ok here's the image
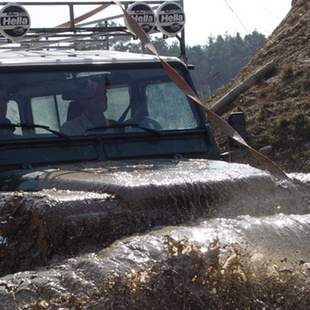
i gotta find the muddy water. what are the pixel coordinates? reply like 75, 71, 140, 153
0, 160, 310, 309
1, 214, 310, 309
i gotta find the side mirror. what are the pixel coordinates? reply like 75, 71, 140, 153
228, 112, 247, 148
228, 112, 247, 139
222, 112, 247, 162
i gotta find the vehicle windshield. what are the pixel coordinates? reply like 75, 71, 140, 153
0, 65, 202, 140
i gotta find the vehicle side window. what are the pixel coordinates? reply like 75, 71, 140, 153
105, 87, 130, 121
31, 96, 60, 133
146, 82, 199, 130
6, 100, 22, 135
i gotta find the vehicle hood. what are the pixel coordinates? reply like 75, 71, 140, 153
3, 159, 265, 196
1, 159, 309, 216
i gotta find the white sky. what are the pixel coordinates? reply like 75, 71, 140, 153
6, 0, 292, 46
184, 0, 292, 45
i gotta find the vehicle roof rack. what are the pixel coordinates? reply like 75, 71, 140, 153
0, 1, 187, 62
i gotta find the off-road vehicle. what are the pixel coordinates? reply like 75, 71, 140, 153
1, 4, 310, 308
0, 1, 228, 276
0, 1, 219, 191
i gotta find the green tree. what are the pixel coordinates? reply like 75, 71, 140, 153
78, 27, 265, 99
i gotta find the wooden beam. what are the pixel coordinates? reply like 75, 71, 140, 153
210, 61, 276, 116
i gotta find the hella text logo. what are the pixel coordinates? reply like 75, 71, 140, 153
158, 12, 184, 25
0, 14, 30, 27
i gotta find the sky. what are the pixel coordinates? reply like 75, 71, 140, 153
183, 0, 292, 45
2, 0, 292, 46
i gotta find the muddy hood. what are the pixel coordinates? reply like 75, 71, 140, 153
33, 159, 309, 215
37, 159, 271, 199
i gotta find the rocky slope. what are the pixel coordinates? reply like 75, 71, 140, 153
210, 0, 310, 172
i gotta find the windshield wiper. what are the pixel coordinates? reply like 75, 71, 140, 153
86, 122, 162, 136
0, 123, 71, 140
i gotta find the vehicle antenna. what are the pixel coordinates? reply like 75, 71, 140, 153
223, 0, 249, 33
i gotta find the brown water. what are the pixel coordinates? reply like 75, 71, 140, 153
0, 160, 309, 309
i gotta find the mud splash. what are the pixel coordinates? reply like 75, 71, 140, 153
1, 160, 309, 276
1, 214, 310, 309
0, 160, 310, 309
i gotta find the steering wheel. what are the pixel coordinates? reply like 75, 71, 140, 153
138, 117, 162, 130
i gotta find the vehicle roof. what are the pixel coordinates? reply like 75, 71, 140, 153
0, 49, 181, 67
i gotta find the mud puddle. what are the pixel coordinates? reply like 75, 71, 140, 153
1, 213, 310, 309
0, 160, 309, 309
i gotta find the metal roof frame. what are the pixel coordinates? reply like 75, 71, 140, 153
0, 1, 187, 61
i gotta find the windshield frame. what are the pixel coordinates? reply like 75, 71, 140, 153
0, 61, 207, 144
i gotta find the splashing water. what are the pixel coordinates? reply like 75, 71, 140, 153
0, 160, 309, 309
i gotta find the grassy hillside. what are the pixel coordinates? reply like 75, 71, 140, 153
209, 0, 310, 172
